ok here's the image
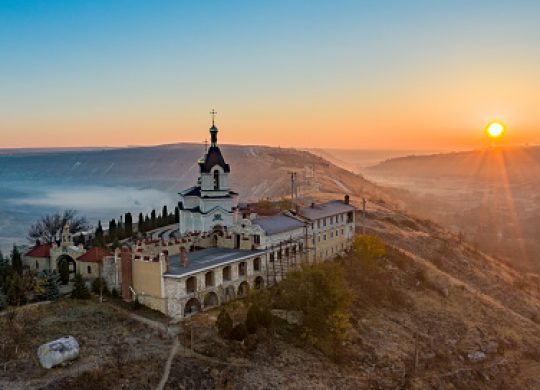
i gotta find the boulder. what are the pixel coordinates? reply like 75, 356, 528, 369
467, 351, 485, 363
38, 336, 80, 369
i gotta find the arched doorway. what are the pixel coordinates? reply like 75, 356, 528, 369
237, 281, 250, 298
212, 225, 224, 247
56, 255, 76, 282
254, 276, 264, 291
204, 292, 219, 307
222, 285, 235, 303
184, 298, 201, 317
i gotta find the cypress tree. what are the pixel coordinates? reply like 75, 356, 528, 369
162, 205, 168, 225
6, 272, 26, 306
125, 212, 133, 237
145, 215, 150, 232
71, 273, 90, 299
108, 219, 117, 242
138, 213, 144, 234
93, 221, 105, 248
11, 246, 23, 276
150, 209, 156, 230
58, 258, 70, 285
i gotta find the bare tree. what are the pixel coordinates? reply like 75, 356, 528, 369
28, 209, 90, 245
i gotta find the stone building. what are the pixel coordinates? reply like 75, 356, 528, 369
120, 118, 357, 318
23, 116, 357, 319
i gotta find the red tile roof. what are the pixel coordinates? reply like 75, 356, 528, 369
25, 244, 51, 258
77, 247, 112, 263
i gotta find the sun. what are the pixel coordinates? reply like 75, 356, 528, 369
485, 121, 506, 138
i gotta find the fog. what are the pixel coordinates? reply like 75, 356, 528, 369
0, 182, 177, 255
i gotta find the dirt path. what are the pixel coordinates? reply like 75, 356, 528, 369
156, 336, 179, 390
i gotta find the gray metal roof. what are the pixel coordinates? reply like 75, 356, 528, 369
251, 214, 306, 235
298, 200, 357, 220
164, 247, 265, 278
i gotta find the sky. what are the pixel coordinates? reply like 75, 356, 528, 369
1, 1, 540, 150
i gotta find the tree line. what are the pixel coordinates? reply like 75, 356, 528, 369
28, 205, 181, 250
92, 205, 180, 248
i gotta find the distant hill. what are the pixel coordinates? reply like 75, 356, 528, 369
0, 143, 383, 201
367, 146, 540, 183
0, 143, 388, 253
364, 146, 540, 272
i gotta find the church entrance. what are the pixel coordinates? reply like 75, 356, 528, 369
212, 225, 224, 247
56, 255, 76, 281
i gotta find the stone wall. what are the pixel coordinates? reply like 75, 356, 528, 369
101, 256, 119, 291
138, 294, 168, 315
163, 253, 267, 318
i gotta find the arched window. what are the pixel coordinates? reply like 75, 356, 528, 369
186, 276, 197, 293
223, 266, 231, 281
205, 271, 214, 287
214, 170, 220, 190
239, 261, 247, 276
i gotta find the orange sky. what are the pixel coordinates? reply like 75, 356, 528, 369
1, 1, 540, 151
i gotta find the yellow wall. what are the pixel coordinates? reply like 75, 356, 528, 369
78, 261, 101, 279
132, 260, 163, 298
309, 223, 349, 263
25, 256, 50, 272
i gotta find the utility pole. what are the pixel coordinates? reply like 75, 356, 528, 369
294, 172, 299, 206
362, 198, 366, 235
289, 172, 295, 210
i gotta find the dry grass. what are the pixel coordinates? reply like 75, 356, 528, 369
0, 298, 171, 389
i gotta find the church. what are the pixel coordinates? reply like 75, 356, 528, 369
178, 114, 238, 237
23, 114, 357, 318
119, 115, 358, 317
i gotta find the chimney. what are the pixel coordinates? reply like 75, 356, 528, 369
180, 246, 189, 267
295, 204, 300, 215
344, 195, 350, 205
162, 250, 170, 273
311, 203, 315, 208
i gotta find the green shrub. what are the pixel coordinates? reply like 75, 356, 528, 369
59, 259, 70, 285
71, 273, 91, 299
216, 309, 233, 338
276, 262, 351, 339
92, 277, 109, 295
230, 323, 248, 341
259, 308, 273, 328
246, 304, 261, 334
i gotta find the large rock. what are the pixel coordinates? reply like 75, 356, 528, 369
38, 336, 80, 369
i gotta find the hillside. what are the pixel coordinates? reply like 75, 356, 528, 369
0, 143, 389, 253
364, 146, 540, 273
164, 201, 540, 389
5, 201, 540, 389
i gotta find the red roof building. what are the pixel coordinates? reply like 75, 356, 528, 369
24, 244, 51, 258
77, 247, 113, 263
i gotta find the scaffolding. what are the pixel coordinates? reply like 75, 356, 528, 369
263, 228, 315, 287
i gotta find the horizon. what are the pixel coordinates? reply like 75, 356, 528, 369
2, 1, 540, 149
